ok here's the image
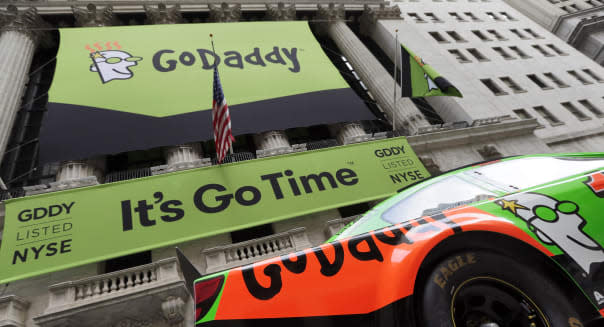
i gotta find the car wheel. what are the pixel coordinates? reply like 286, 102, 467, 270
419, 250, 585, 327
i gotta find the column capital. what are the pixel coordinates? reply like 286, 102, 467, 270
72, 4, 115, 27
265, 3, 296, 21
360, 4, 401, 35
208, 3, 241, 23
315, 3, 345, 23
0, 6, 50, 46
144, 3, 182, 25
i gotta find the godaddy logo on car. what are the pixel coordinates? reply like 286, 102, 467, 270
87, 42, 143, 84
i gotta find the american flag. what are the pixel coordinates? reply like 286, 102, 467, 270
212, 65, 234, 163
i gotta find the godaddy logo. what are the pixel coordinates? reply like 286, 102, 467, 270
87, 42, 143, 84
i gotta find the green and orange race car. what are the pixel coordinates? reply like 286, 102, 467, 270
180, 153, 604, 327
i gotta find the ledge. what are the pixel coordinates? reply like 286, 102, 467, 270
408, 118, 540, 152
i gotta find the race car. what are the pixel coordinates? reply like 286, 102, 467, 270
182, 153, 604, 327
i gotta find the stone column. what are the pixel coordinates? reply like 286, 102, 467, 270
252, 3, 296, 153
315, 4, 428, 135
328, 122, 369, 145
144, 4, 203, 168
54, 4, 117, 184
0, 6, 47, 166
360, 4, 472, 124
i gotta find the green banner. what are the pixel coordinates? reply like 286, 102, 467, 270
41, 21, 375, 164
400, 44, 462, 98
50, 21, 348, 117
0, 137, 429, 283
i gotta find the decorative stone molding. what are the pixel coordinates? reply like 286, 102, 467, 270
57, 158, 105, 182
208, 3, 241, 22
161, 296, 185, 327
113, 319, 151, 327
0, 295, 30, 327
0, 6, 49, 46
144, 3, 182, 25
265, 2, 296, 21
476, 144, 502, 161
150, 159, 212, 176
202, 227, 311, 274
164, 143, 203, 166
72, 4, 115, 27
418, 155, 441, 175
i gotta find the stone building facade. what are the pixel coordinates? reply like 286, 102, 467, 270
504, 0, 604, 65
0, 0, 602, 326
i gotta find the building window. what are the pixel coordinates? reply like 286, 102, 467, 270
527, 74, 552, 89
429, 31, 449, 43
534, 106, 562, 125
464, 12, 482, 21
449, 49, 472, 63
579, 99, 604, 117
408, 13, 426, 23
568, 70, 593, 84
425, 13, 443, 22
543, 72, 569, 87
467, 48, 489, 61
583, 69, 603, 82
500, 12, 516, 20
447, 31, 467, 42
104, 251, 152, 273
487, 29, 507, 40
472, 30, 492, 41
513, 108, 533, 119
481, 78, 508, 95
486, 12, 502, 21
532, 44, 554, 56
524, 28, 542, 38
562, 102, 591, 120
510, 29, 529, 39
509, 46, 531, 58
449, 12, 466, 21
493, 46, 515, 59
546, 44, 567, 55
500, 76, 526, 93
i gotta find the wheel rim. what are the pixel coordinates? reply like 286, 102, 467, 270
450, 276, 550, 327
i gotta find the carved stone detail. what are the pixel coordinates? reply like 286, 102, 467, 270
316, 3, 345, 23
360, 4, 402, 36
265, 2, 296, 21
144, 3, 182, 25
161, 296, 185, 327
0, 6, 49, 45
113, 319, 151, 327
72, 4, 115, 27
208, 3, 241, 23
477, 144, 503, 161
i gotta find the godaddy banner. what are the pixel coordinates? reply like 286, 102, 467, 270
0, 137, 428, 284
41, 22, 374, 163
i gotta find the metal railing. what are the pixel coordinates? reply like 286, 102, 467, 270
104, 167, 152, 183
211, 151, 255, 165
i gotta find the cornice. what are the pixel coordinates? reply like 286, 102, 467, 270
0, 2, 384, 16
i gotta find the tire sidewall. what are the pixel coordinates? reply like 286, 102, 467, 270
419, 250, 584, 327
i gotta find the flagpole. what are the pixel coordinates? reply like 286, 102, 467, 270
393, 29, 398, 132
209, 34, 234, 161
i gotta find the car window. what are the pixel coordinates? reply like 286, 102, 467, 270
470, 157, 604, 190
381, 176, 493, 224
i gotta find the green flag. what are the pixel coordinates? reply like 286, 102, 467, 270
400, 44, 462, 98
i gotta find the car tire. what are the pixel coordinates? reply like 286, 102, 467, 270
418, 250, 586, 327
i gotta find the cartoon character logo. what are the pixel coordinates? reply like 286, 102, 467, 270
413, 55, 438, 92
496, 193, 604, 275
89, 48, 142, 84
